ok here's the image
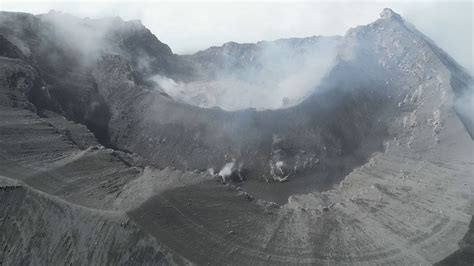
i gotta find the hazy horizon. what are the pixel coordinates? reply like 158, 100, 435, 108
1, 1, 472, 74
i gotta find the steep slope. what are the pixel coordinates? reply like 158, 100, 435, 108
0, 176, 188, 265
0, 46, 196, 264
0, 10, 194, 144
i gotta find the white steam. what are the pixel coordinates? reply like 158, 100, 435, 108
38, 10, 119, 66
150, 37, 340, 111
218, 161, 234, 178
218, 161, 235, 182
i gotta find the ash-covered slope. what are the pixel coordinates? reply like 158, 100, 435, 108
0, 52, 199, 264
0, 8, 473, 265
0, 176, 187, 265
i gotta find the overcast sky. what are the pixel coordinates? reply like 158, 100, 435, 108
1, 0, 472, 74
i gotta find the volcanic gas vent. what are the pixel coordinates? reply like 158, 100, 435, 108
151, 36, 341, 111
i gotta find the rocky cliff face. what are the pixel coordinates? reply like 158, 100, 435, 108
0, 8, 473, 265
0, 10, 194, 144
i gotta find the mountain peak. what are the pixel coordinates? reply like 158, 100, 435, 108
380, 8, 402, 21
